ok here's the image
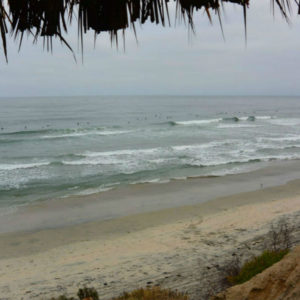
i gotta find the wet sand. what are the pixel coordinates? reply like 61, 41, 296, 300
1, 159, 300, 234
0, 169, 300, 299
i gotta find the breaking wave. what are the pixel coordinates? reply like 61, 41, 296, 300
0, 162, 50, 171
0, 127, 132, 140
164, 116, 274, 127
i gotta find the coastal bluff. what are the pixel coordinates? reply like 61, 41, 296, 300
212, 245, 300, 300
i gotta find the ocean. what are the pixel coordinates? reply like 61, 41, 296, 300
1, 96, 300, 214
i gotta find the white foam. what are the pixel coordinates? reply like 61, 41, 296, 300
175, 119, 221, 126
0, 162, 49, 171
218, 124, 259, 129
42, 130, 131, 139
255, 116, 273, 120
239, 117, 248, 121
259, 136, 300, 142
62, 157, 124, 166
75, 186, 115, 196
172, 141, 226, 151
66, 143, 232, 170
268, 118, 300, 126
82, 147, 162, 158
130, 178, 169, 185
174, 116, 273, 127
183, 154, 300, 168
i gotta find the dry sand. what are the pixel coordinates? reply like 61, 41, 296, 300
0, 179, 300, 300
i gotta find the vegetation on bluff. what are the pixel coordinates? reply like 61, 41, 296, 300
50, 287, 188, 300
226, 249, 289, 285
49, 219, 295, 300
224, 218, 293, 286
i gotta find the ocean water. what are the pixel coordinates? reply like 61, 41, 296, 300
1, 96, 300, 212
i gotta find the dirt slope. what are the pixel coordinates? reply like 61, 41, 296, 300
212, 245, 300, 300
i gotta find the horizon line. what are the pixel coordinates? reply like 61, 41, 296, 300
1, 94, 300, 99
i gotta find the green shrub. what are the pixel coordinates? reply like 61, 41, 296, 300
50, 287, 98, 300
50, 287, 187, 300
50, 296, 75, 300
77, 287, 99, 300
112, 287, 189, 300
227, 249, 289, 285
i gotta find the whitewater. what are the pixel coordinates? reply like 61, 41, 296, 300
1, 95, 300, 210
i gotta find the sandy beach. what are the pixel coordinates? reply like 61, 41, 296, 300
1, 167, 300, 299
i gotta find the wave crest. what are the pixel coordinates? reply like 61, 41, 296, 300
0, 162, 49, 171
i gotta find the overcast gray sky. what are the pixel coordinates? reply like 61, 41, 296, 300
0, 1, 300, 97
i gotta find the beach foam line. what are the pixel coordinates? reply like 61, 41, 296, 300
130, 178, 170, 185
72, 185, 119, 196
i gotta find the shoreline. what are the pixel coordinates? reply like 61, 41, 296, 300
0, 177, 300, 299
1, 176, 300, 259
1, 159, 300, 234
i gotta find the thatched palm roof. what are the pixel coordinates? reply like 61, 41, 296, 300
0, 0, 298, 61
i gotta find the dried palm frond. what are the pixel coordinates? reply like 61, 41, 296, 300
0, 0, 299, 61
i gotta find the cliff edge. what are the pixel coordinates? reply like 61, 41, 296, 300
212, 245, 300, 300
